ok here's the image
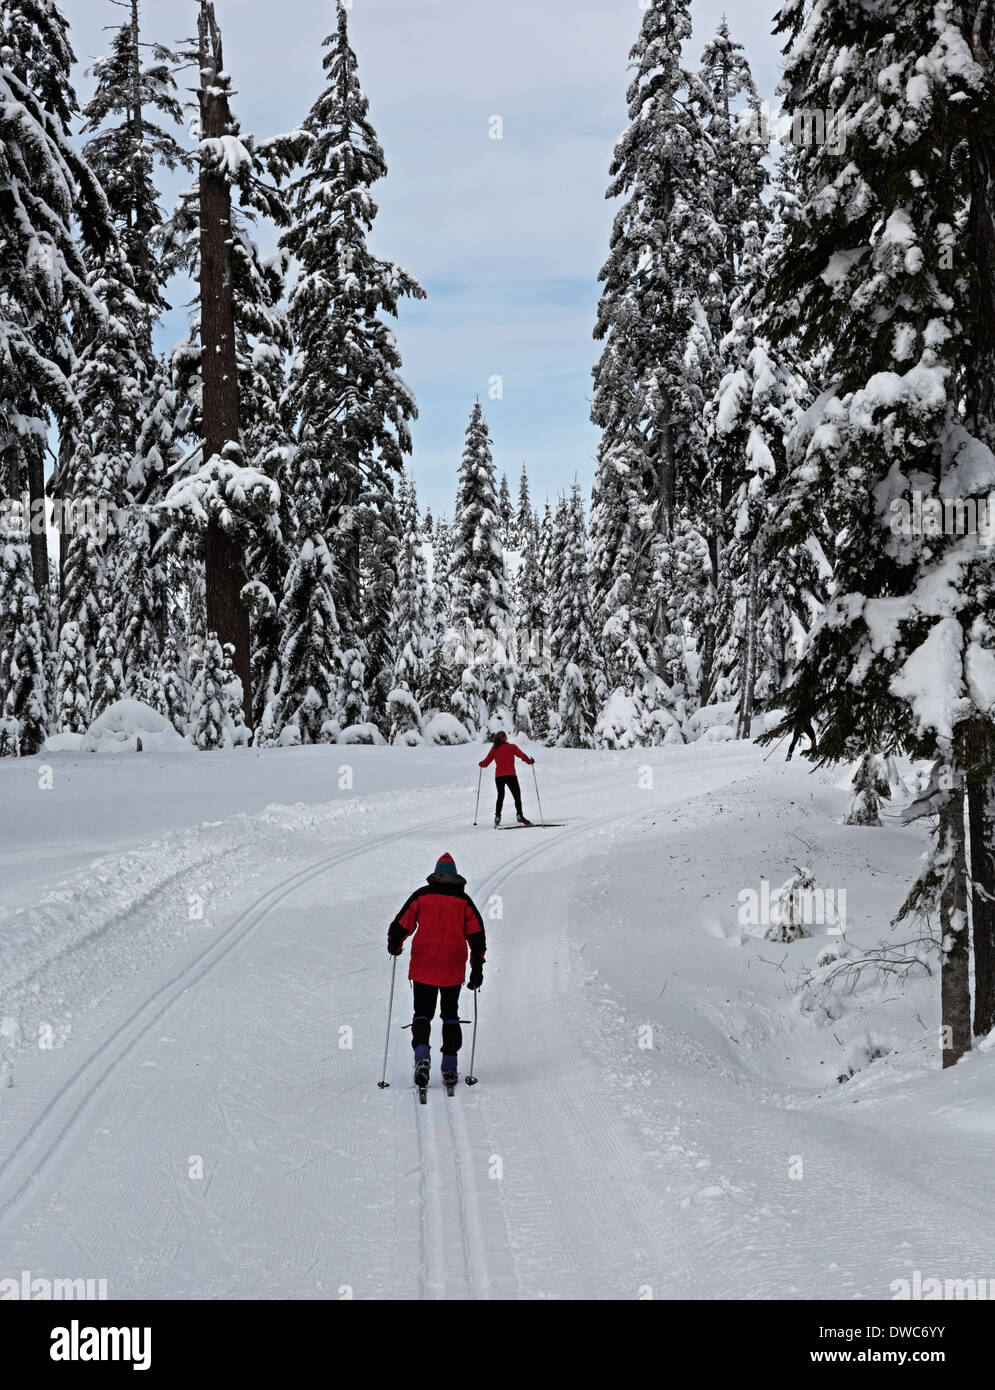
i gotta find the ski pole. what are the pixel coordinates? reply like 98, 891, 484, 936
473, 767, 482, 826
377, 956, 397, 1089
465, 989, 479, 1086
531, 761, 546, 826
763, 731, 790, 763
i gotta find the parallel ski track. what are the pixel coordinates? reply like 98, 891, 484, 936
0, 812, 455, 1233
417, 770, 754, 1300
413, 804, 660, 1300
2, 757, 757, 1297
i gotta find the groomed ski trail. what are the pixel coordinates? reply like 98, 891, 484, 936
0, 747, 764, 1299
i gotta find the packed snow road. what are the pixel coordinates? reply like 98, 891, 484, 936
1, 744, 993, 1298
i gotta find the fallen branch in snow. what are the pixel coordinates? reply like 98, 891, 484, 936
816, 939, 936, 994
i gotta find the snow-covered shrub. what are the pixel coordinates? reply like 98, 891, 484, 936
845, 752, 890, 826
338, 723, 386, 746
685, 701, 738, 742
0, 715, 21, 758
596, 689, 643, 749
46, 699, 191, 755
836, 1033, 898, 1084
387, 687, 423, 744
189, 637, 234, 751
423, 712, 471, 746
765, 865, 818, 942
795, 981, 845, 1025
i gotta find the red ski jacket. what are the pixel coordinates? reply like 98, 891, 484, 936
387, 873, 486, 987
479, 742, 533, 778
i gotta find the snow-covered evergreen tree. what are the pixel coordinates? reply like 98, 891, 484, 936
449, 404, 515, 732
766, 866, 817, 944
694, 19, 770, 706
90, 574, 125, 720
188, 633, 236, 750
55, 621, 91, 735
281, 0, 425, 728
708, 187, 825, 738
116, 508, 162, 698
498, 472, 514, 548
766, 0, 995, 1064
516, 465, 534, 547
157, 635, 189, 736
389, 476, 432, 734
514, 509, 552, 740
590, 0, 722, 728
552, 485, 603, 748
80, 2, 190, 358
0, 513, 48, 755
270, 458, 344, 745
0, 0, 116, 722
845, 753, 891, 828
424, 515, 455, 718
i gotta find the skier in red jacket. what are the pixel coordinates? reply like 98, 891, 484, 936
479, 730, 535, 827
387, 853, 486, 1089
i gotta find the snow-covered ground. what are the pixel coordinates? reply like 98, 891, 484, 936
1, 741, 992, 1299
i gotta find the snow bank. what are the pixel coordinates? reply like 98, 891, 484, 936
46, 700, 192, 755
423, 713, 472, 746
337, 723, 386, 746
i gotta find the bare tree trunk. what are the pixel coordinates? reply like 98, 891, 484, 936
27, 443, 49, 597
967, 1, 995, 446
940, 763, 972, 1067
736, 548, 758, 740
198, 1, 252, 731
964, 6, 995, 1038
650, 420, 676, 680
965, 718, 995, 1037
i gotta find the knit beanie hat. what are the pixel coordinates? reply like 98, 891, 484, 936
434, 852, 458, 876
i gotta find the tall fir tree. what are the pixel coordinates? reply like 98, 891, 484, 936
0, 2, 115, 743
449, 404, 515, 732
269, 458, 344, 745
498, 472, 514, 547
80, 2, 190, 357
0, 506, 48, 755
765, 0, 995, 1064
552, 485, 603, 748
388, 474, 432, 741
282, 0, 425, 729
590, 0, 722, 734
516, 464, 534, 546
694, 18, 770, 705
424, 515, 455, 720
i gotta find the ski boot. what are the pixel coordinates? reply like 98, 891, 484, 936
494, 814, 501, 828
442, 1055, 458, 1095
517, 815, 533, 826
414, 1057, 430, 1091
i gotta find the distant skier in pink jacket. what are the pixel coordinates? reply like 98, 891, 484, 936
479, 731, 535, 827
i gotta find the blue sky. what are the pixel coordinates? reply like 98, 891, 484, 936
60, 0, 784, 519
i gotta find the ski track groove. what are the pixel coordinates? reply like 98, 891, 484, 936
412, 774, 756, 1301
3, 756, 760, 1298
0, 813, 455, 1234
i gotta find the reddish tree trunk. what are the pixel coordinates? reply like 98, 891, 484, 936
198, 3, 252, 731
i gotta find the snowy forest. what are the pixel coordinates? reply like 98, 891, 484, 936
6, 0, 995, 1321
3, 0, 995, 1071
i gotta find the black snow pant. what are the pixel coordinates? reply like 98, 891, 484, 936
495, 774, 524, 819
411, 982, 463, 1056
